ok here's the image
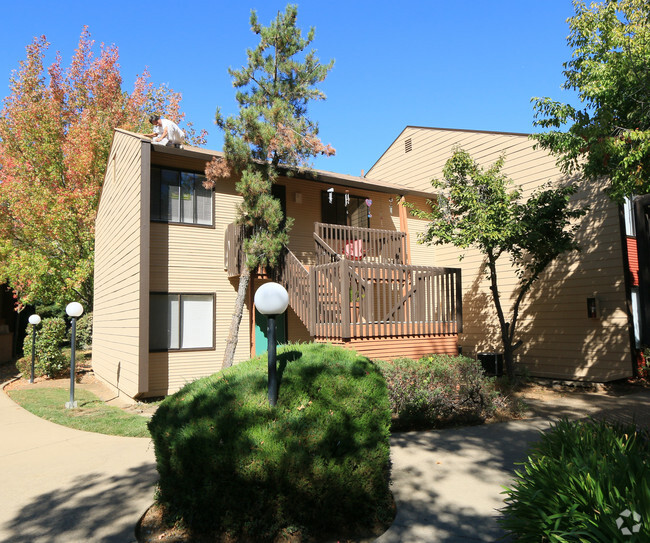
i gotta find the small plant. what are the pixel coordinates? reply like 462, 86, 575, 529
377, 354, 500, 430
638, 347, 650, 380
19, 317, 68, 378
500, 418, 650, 542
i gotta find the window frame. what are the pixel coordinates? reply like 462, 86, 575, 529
150, 166, 215, 227
149, 292, 216, 352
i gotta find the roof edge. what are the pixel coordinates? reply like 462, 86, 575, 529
366, 125, 532, 176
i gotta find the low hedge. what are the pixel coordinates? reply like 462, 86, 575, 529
500, 418, 650, 542
148, 343, 393, 541
377, 354, 500, 430
19, 317, 68, 378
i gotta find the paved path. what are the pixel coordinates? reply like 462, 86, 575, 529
1, 376, 649, 542
0, 388, 157, 543
378, 386, 650, 542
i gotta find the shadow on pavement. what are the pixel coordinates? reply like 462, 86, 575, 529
3, 462, 157, 543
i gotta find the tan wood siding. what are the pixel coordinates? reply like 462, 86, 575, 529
145, 172, 253, 397
324, 335, 458, 360
369, 127, 632, 382
93, 133, 149, 398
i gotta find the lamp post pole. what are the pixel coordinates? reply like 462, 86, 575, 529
28, 314, 41, 384
254, 282, 289, 407
267, 314, 278, 406
65, 302, 83, 409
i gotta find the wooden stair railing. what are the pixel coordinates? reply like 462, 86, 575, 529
279, 249, 313, 333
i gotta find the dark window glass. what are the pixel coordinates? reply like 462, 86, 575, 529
151, 167, 213, 225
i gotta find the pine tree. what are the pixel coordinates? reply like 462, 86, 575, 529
205, 5, 335, 367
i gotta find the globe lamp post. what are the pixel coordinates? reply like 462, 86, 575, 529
28, 314, 41, 384
254, 282, 289, 407
65, 302, 84, 409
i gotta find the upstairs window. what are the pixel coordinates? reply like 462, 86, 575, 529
151, 167, 213, 226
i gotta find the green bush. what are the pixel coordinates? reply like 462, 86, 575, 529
377, 354, 499, 430
19, 317, 68, 378
500, 418, 650, 542
148, 343, 393, 541
75, 312, 93, 350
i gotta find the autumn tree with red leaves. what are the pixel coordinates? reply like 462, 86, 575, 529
0, 28, 206, 310
205, 5, 335, 367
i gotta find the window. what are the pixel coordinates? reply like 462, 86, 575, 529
149, 293, 215, 351
321, 190, 370, 228
151, 167, 213, 225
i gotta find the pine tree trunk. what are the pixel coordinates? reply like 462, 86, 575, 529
222, 267, 251, 368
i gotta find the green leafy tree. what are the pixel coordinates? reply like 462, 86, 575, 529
532, 0, 650, 202
205, 5, 335, 368
0, 28, 206, 310
408, 149, 586, 381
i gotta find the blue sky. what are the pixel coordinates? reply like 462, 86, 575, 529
1, 0, 578, 176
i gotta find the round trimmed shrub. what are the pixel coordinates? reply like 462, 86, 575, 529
148, 343, 393, 541
20, 317, 68, 378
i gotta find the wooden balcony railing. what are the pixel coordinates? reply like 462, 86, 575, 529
225, 221, 462, 340
314, 222, 408, 266
311, 259, 462, 339
224, 223, 246, 276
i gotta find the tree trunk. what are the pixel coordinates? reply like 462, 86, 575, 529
503, 341, 515, 382
222, 267, 251, 368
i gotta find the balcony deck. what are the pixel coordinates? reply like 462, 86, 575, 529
225, 222, 462, 354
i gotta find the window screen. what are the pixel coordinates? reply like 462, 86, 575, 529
150, 293, 214, 351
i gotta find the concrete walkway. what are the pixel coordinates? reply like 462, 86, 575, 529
1, 377, 649, 542
0, 387, 157, 543
378, 386, 650, 542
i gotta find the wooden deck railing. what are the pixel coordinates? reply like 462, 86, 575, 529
311, 260, 462, 339
224, 223, 246, 276
279, 250, 311, 331
226, 221, 462, 340
314, 222, 408, 265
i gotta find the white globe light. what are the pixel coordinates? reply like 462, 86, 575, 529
254, 282, 289, 315
66, 302, 84, 318
28, 314, 41, 326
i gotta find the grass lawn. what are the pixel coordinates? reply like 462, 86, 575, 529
7, 387, 152, 437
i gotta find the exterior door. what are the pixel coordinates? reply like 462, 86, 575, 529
254, 309, 287, 356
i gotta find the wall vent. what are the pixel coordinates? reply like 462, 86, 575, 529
404, 138, 412, 153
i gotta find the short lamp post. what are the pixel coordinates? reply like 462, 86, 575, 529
65, 302, 84, 409
254, 282, 289, 407
28, 314, 41, 384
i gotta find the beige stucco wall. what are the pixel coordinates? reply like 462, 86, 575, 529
368, 126, 632, 381
93, 132, 150, 398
